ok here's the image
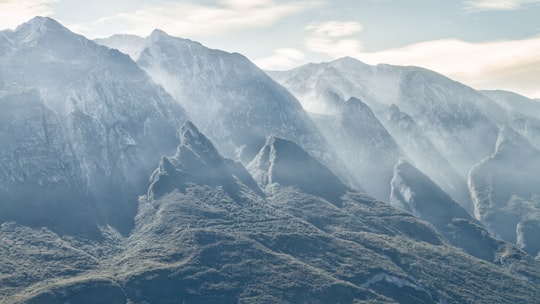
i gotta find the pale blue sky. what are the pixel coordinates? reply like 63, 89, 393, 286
1, 0, 539, 97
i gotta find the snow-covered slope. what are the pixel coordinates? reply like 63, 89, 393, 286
0, 17, 188, 233
98, 30, 357, 189
469, 126, 540, 256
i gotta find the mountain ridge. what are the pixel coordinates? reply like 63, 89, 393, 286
2, 17, 540, 303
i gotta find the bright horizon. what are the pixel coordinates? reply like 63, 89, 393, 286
1, 0, 539, 99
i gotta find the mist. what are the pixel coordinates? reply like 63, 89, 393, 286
3, 17, 540, 303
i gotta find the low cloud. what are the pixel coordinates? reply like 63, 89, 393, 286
359, 38, 540, 98
302, 20, 540, 98
303, 21, 364, 58
70, 0, 322, 38
0, 0, 57, 29
254, 48, 305, 70
462, 0, 540, 12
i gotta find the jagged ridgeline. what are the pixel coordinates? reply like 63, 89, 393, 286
1, 17, 540, 304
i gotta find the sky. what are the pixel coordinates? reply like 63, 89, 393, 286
0, 0, 539, 98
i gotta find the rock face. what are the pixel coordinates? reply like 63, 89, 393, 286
248, 136, 349, 206
4, 123, 540, 304
0, 17, 188, 234
469, 126, 540, 256
97, 30, 357, 188
0, 90, 92, 233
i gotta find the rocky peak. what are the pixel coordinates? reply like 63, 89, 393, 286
248, 136, 348, 205
149, 122, 263, 200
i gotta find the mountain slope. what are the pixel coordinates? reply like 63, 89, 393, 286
0, 17, 188, 234
482, 90, 540, 118
469, 126, 540, 256
310, 97, 400, 201
270, 57, 504, 200
390, 159, 527, 263
97, 31, 357, 189
0, 89, 92, 233
5, 123, 540, 303
248, 136, 540, 303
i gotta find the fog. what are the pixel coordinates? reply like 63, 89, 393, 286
272, 56, 540, 258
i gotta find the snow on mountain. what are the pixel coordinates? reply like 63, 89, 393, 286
101, 30, 358, 189
270, 57, 504, 181
0, 17, 188, 234
468, 126, 540, 256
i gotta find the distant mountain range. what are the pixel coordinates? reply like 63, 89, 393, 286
1, 17, 540, 303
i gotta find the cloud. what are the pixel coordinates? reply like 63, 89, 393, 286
70, 0, 322, 38
303, 21, 364, 57
462, 0, 540, 12
301, 19, 540, 98
253, 48, 305, 70
0, 0, 57, 29
357, 38, 540, 98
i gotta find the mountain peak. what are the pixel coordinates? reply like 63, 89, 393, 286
146, 29, 203, 49
15, 16, 68, 36
177, 121, 222, 164
333, 56, 366, 66
149, 28, 169, 39
149, 122, 263, 199
248, 136, 348, 205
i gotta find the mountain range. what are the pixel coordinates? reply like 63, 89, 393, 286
1, 17, 540, 303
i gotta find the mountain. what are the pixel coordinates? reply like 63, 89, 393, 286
5, 123, 540, 303
505, 111, 540, 150
382, 104, 473, 211
0, 89, 91, 233
97, 30, 357, 189
469, 126, 540, 257
482, 90, 540, 118
3, 17, 540, 303
0, 17, 188, 234
94, 34, 145, 60
482, 90, 540, 150
310, 97, 400, 201
248, 135, 349, 205
270, 57, 505, 203
390, 159, 528, 263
